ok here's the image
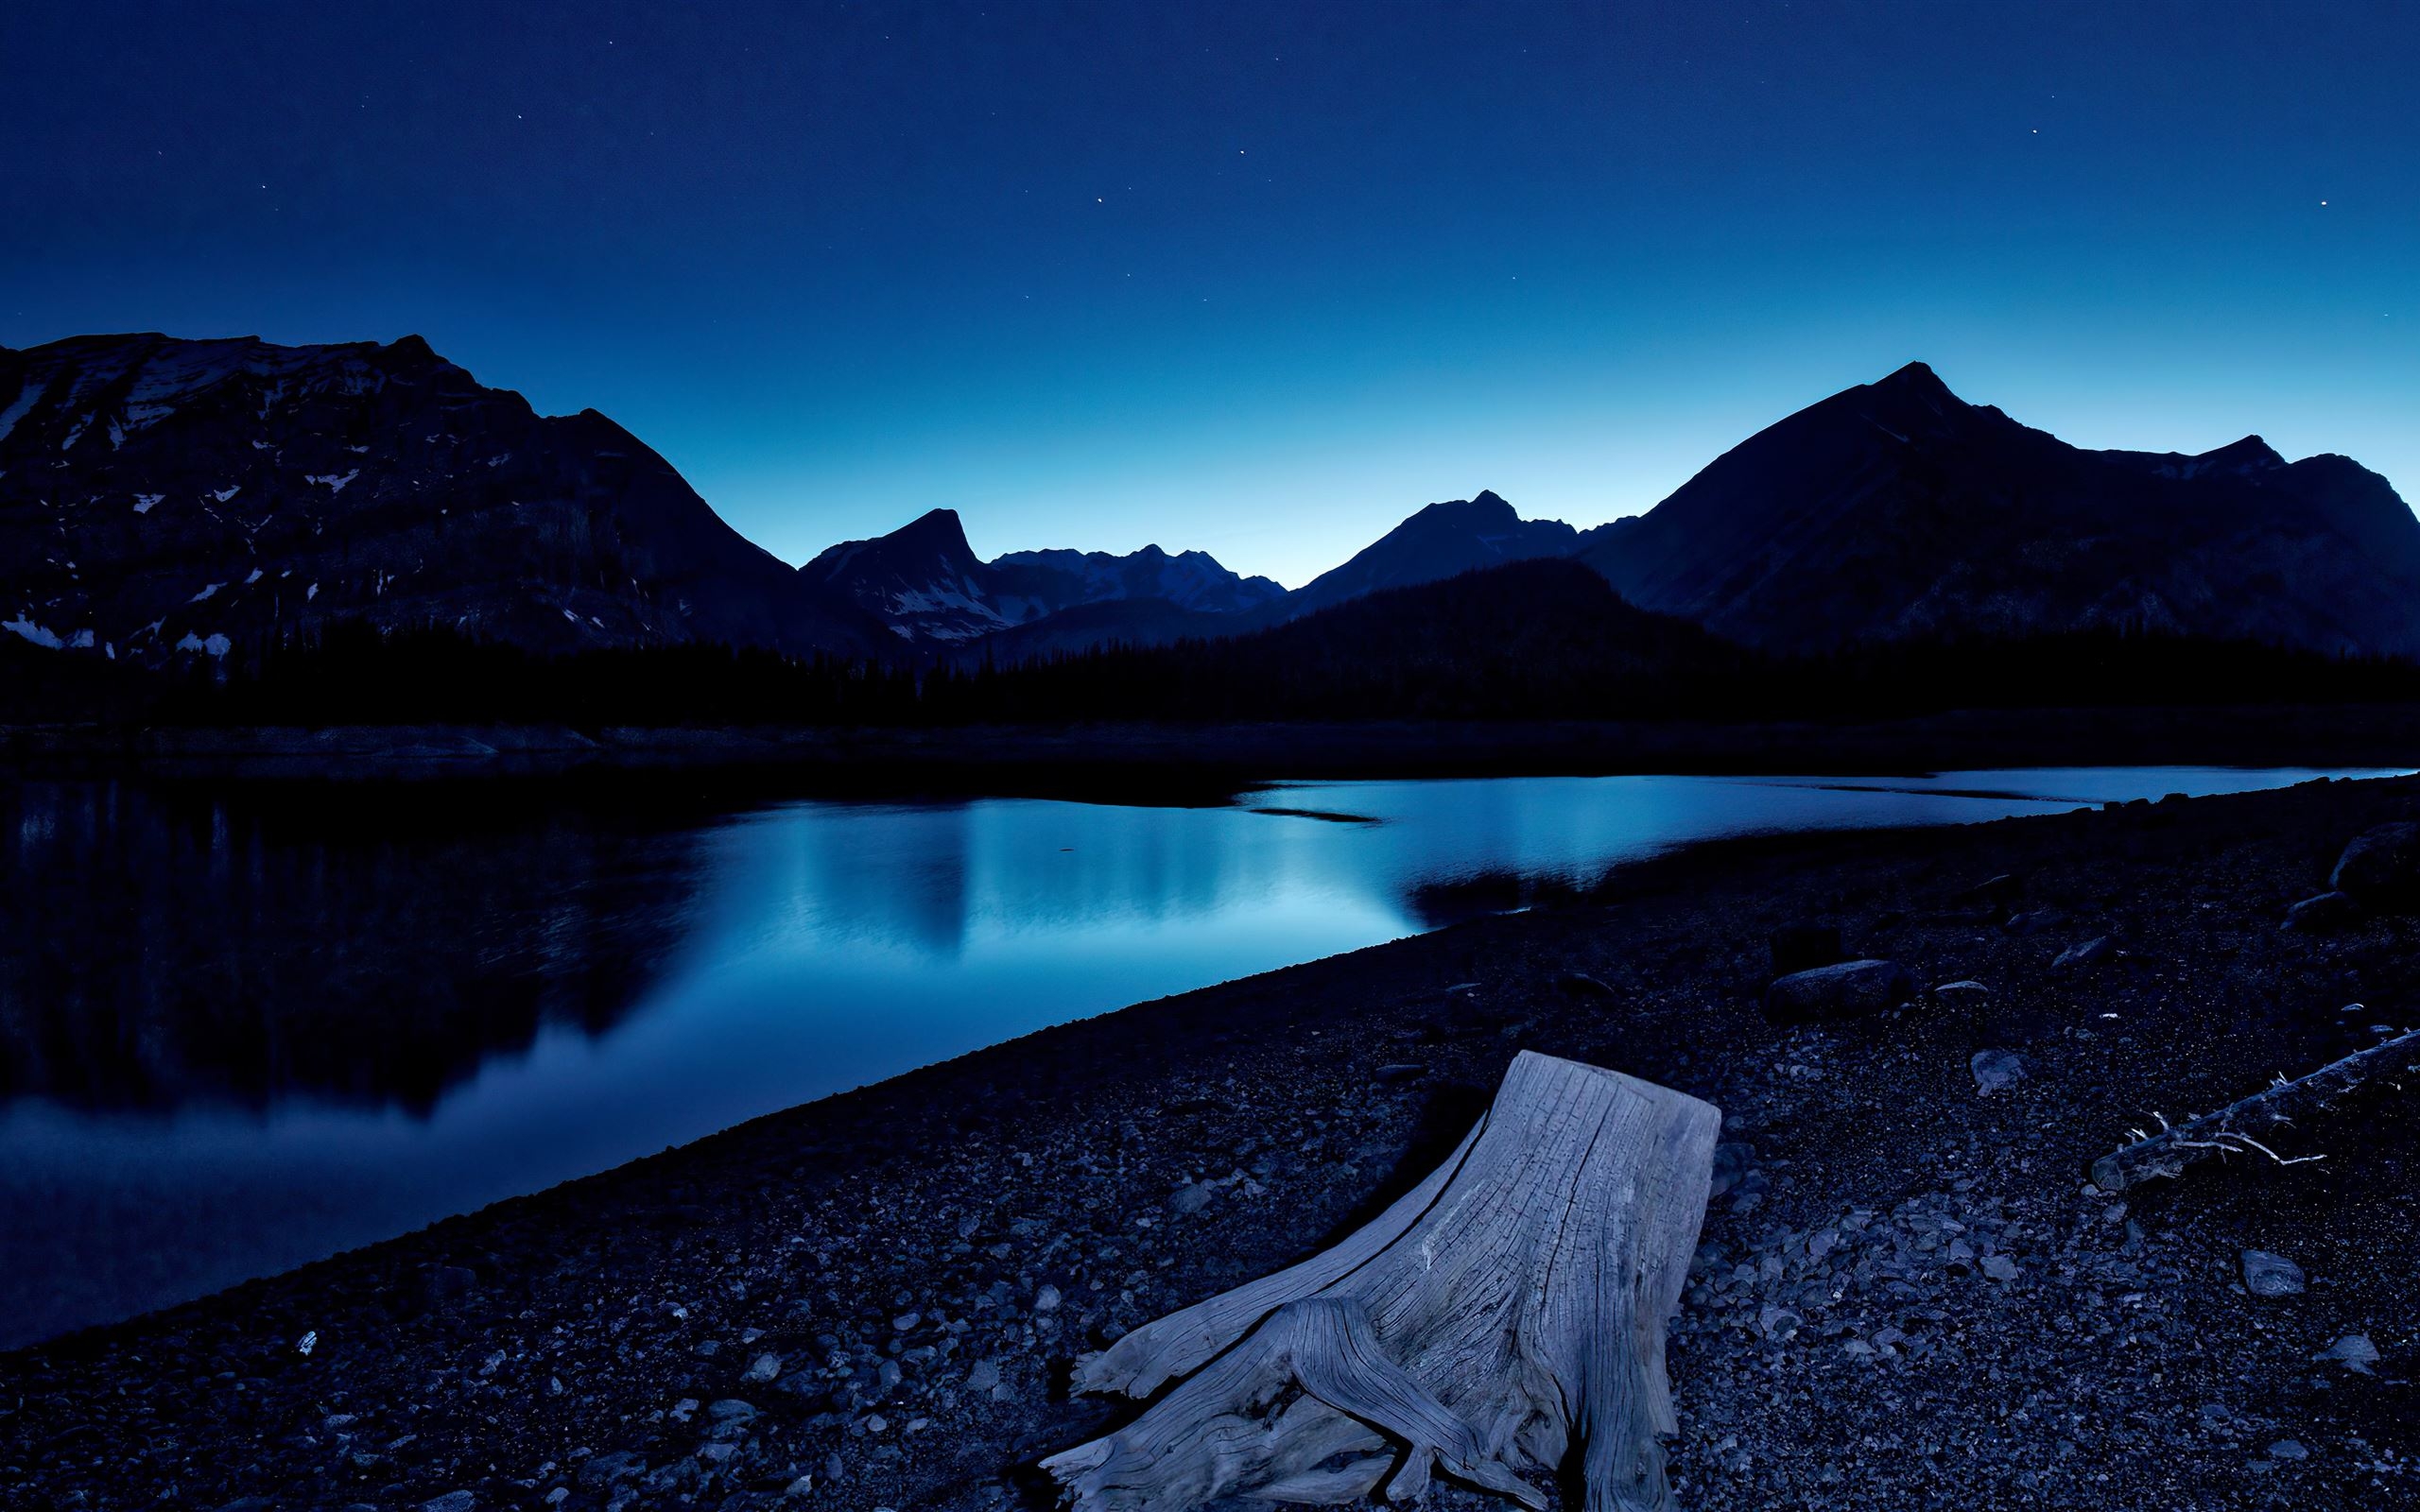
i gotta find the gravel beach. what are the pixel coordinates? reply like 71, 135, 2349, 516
4, 772, 2416, 1511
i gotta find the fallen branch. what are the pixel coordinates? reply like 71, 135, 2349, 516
1044, 1051, 1720, 1511
2090, 1025, 2420, 1193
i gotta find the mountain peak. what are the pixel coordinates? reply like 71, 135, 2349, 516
890, 507, 977, 557
1872, 360, 1958, 400
2206, 434, 2285, 470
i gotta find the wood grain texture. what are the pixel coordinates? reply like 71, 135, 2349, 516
1044, 1051, 1721, 1510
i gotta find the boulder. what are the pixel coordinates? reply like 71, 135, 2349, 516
2284, 890, 2360, 933
1769, 921, 1845, 979
2329, 822, 2420, 908
1762, 959, 1919, 1022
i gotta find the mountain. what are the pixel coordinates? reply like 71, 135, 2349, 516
992, 544, 1284, 615
804, 507, 1280, 644
958, 596, 1237, 664
0, 333, 881, 666
954, 558, 1749, 721
1577, 362, 2420, 655
1284, 490, 1582, 617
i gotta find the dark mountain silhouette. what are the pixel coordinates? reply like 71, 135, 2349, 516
804, 508, 1281, 645
951, 558, 1749, 721
992, 544, 1284, 615
960, 596, 1237, 663
8, 335, 2418, 686
1284, 490, 1582, 617
1576, 362, 2420, 654
0, 333, 885, 666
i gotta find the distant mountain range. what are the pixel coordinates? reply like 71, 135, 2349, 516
5, 334, 2416, 675
802, 507, 1282, 644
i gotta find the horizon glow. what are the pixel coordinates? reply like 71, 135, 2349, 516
3, 3, 2413, 588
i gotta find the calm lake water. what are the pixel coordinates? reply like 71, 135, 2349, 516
0, 765, 2396, 1347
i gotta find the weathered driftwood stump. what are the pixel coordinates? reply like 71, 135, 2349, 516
1044, 1051, 1721, 1511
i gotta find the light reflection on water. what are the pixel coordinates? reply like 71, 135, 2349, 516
0, 765, 2395, 1346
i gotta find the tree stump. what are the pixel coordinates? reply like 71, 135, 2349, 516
1044, 1051, 1721, 1511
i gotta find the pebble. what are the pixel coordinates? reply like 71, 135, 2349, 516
743, 1352, 782, 1383
1033, 1284, 1062, 1312
421, 1494, 477, 1512
2318, 1334, 2378, 1374
2267, 1439, 2309, 1461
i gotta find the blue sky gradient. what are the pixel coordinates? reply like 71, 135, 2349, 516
4, 2, 2412, 586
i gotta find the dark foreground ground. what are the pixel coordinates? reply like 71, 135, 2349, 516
5, 773, 2418, 1511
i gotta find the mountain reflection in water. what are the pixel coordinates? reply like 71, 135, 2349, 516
1, 765, 2399, 1347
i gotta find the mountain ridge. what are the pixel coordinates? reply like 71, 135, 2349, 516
7, 333, 2416, 675
1576, 361, 2420, 655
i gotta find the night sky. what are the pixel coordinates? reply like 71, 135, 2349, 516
4, 3, 2412, 586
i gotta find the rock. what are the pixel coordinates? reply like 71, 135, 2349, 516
1980, 1254, 2020, 1282
1956, 873, 2022, 910
1555, 971, 1615, 1000
2052, 936, 2118, 970
1033, 1283, 1062, 1312
422, 1493, 478, 1512
2003, 908, 2064, 936
1707, 1142, 1755, 1197
743, 1353, 782, 1383
1932, 979, 1991, 1002
2318, 1333, 2378, 1373
670, 1398, 701, 1423
1371, 1062, 1427, 1085
964, 1359, 1001, 1392
2268, 1439, 2309, 1461
1970, 1049, 2027, 1095
709, 1399, 758, 1422
2330, 821, 2420, 907
1762, 959, 1918, 1022
1769, 921, 1845, 978
1757, 1304, 1803, 1341
579, 1452, 649, 1490
424, 1264, 478, 1305
2238, 1249, 2306, 1297
2284, 891, 2360, 933
1167, 1182, 1213, 1216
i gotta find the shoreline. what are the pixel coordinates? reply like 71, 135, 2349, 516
6, 773, 2419, 1509
7, 703, 2420, 787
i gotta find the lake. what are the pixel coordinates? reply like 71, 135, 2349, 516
0, 765, 2395, 1347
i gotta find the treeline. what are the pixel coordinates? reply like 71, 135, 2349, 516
20, 558, 2420, 728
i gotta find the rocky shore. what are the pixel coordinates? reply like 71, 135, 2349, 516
4, 773, 2417, 1511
